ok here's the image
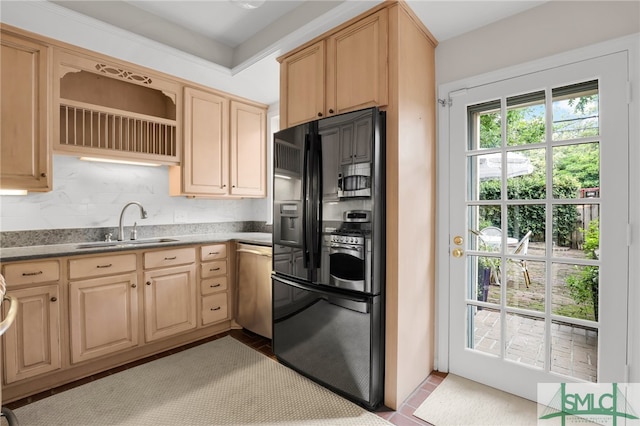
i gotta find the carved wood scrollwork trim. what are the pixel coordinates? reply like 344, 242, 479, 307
94, 63, 153, 85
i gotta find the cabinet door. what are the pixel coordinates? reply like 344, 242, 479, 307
0, 32, 51, 192
3, 285, 61, 383
352, 112, 373, 163
181, 87, 229, 195
279, 41, 325, 129
318, 124, 341, 200
143, 264, 196, 342
339, 122, 356, 165
69, 273, 138, 363
230, 101, 266, 197
273, 248, 292, 276
326, 10, 388, 115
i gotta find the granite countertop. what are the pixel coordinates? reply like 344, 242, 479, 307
0, 232, 272, 262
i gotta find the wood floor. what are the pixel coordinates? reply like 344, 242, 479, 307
5, 329, 444, 425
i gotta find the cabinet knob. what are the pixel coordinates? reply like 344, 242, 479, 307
146, 281, 151, 286
50, 296, 57, 302
328, 109, 334, 114
132, 283, 137, 288
317, 112, 323, 117
40, 172, 47, 178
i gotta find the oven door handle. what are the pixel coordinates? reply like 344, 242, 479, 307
330, 246, 364, 259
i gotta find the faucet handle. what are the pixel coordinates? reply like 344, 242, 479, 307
104, 233, 113, 242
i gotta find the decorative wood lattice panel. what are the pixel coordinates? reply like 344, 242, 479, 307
95, 63, 153, 85
60, 103, 177, 158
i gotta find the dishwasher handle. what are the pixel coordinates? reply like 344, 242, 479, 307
0, 295, 19, 336
237, 248, 272, 258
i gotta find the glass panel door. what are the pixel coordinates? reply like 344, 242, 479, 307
449, 52, 629, 400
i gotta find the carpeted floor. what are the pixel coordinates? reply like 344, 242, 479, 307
413, 374, 538, 426
10, 336, 390, 426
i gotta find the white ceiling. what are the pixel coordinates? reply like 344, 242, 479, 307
47, 0, 547, 105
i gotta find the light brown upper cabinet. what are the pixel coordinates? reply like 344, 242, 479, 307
170, 87, 267, 198
174, 87, 229, 196
0, 29, 52, 192
54, 49, 180, 165
279, 9, 388, 129
230, 101, 267, 197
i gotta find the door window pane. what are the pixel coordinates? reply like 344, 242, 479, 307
551, 263, 598, 322
505, 313, 545, 369
552, 81, 599, 141
506, 149, 545, 199
507, 204, 545, 256
469, 101, 501, 150
553, 142, 600, 200
506, 260, 545, 312
468, 306, 501, 357
468, 205, 502, 249
506, 91, 545, 146
468, 255, 502, 304
469, 154, 502, 200
551, 320, 598, 382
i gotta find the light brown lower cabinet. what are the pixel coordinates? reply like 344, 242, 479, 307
3, 284, 61, 383
143, 248, 197, 342
69, 272, 138, 364
68, 253, 138, 364
1, 260, 62, 384
199, 243, 230, 326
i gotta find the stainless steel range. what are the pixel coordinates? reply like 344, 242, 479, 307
329, 210, 372, 293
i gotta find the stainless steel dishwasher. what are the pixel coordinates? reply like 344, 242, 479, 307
236, 243, 273, 339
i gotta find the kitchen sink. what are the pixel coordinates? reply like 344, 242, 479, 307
76, 238, 179, 249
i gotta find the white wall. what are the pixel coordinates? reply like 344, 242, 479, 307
435, 1, 640, 86
0, 155, 270, 232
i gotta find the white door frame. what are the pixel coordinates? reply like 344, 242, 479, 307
436, 33, 640, 382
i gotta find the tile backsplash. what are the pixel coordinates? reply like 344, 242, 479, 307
0, 155, 271, 243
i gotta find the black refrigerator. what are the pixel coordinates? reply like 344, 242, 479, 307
272, 107, 385, 410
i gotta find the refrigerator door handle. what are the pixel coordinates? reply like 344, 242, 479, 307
302, 134, 311, 269
272, 274, 371, 304
312, 132, 323, 269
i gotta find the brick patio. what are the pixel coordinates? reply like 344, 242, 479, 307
473, 308, 598, 381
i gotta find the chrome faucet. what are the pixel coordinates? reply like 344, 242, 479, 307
118, 201, 148, 241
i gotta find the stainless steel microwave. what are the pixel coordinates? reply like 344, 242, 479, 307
338, 163, 371, 198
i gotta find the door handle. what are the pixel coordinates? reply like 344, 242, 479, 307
452, 248, 464, 258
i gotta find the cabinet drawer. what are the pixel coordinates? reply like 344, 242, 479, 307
69, 254, 136, 280
201, 276, 227, 296
2, 261, 60, 286
202, 293, 228, 325
200, 244, 227, 262
200, 260, 227, 278
144, 247, 195, 269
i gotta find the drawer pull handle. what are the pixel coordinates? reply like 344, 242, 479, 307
210, 306, 221, 311
164, 256, 177, 260
22, 271, 43, 276
96, 264, 112, 269
210, 284, 221, 288
209, 252, 219, 255
50, 297, 57, 302
210, 267, 221, 272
